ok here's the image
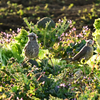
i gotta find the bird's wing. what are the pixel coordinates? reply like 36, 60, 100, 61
72, 46, 90, 61
24, 45, 27, 50
24, 41, 30, 50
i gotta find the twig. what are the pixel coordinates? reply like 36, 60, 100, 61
49, 57, 55, 74
27, 69, 34, 77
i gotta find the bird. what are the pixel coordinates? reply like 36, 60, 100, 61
62, 39, 93, 62
24, 33, 39, 59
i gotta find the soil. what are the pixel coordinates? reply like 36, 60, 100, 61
0, 0, 100, 35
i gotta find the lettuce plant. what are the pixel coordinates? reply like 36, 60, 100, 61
0, 29, 28, 65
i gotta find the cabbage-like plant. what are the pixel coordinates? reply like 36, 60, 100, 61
93, 18, 100, 53
0, 29, 28, 65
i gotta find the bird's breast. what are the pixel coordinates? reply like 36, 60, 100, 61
85, 46, 93, 60
24, 41, 39, 58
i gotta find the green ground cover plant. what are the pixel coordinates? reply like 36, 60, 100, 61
0, 17, 100, 100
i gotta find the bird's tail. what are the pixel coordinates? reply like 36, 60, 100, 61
61, 58, 72, 61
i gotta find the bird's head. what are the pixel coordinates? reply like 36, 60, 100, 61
27, 33, 37, 41
86, 39, 93, 46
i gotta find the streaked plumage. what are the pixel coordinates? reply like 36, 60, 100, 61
24, 33, 39, 59
72, 39, 93, 61
63, 39, 93, 62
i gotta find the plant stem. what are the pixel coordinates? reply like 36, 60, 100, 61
44, 31, 46, 48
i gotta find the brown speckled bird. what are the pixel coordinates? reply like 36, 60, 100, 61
63, 39, 93, 62
71, 39, 93, 61
24, 33, 39, 59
